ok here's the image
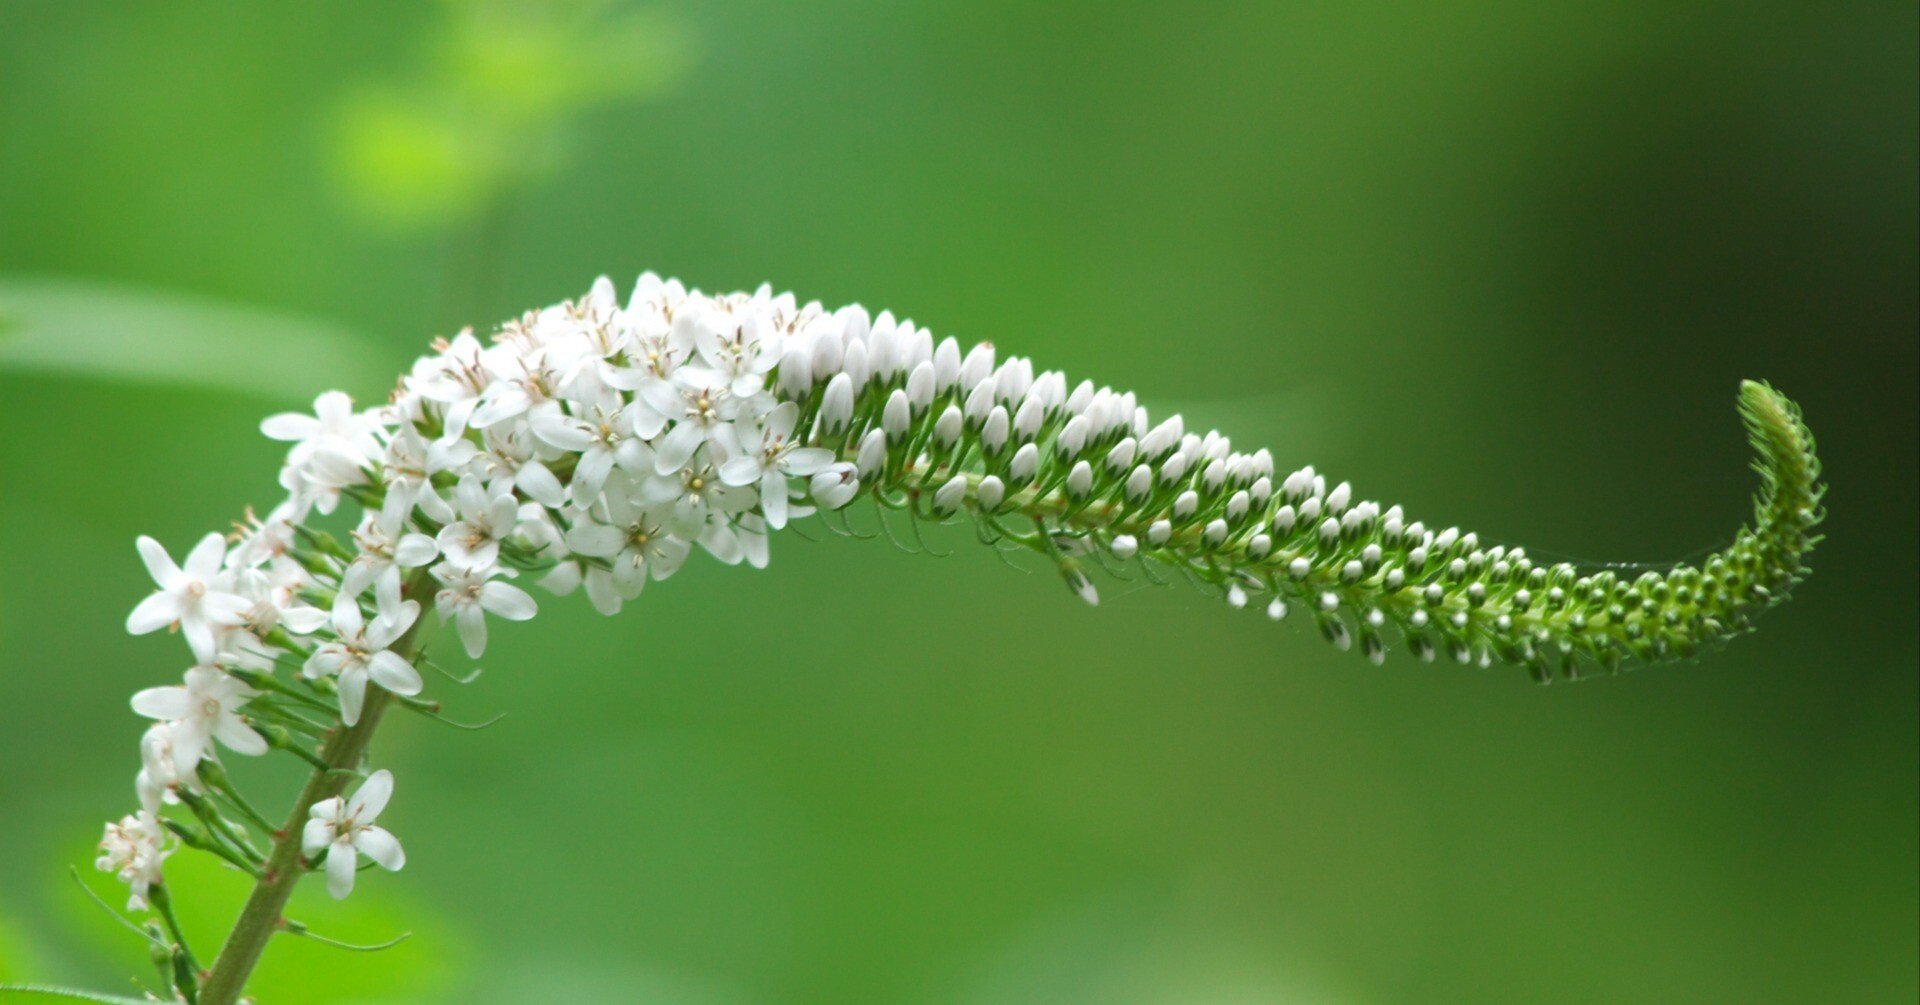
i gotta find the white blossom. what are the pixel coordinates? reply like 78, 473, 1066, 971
303, 769, 405, 899
302, 587, 423, 725
126, 534, 250, 663
130, 665, 266, 775
97, 811, 171, 911
432, 562, 537, 657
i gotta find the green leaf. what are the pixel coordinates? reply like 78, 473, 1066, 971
0, 276, 389, 401
0, 985, 157, 1004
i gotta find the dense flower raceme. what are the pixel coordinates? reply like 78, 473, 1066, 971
104, 274, 1823, 979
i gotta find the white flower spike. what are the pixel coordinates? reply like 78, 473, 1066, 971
104, 273, 1819, 1004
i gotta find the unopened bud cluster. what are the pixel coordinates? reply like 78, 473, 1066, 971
103, 274, 1823, 992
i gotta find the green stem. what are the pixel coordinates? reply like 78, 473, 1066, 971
196, 580, 431, 1005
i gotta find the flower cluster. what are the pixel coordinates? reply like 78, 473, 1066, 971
103, 273, 1821, 998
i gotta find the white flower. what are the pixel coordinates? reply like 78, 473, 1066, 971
130, 665, 266, 775
379, 422, 463, 525
303, 769, 405, 900
302, 587, 423, 726
135, 722, 195, 814
646, 367, 749, 474
263, 392, 380, 515
261, 390, 380, 460
468, 340, 564, 430
342, 510, 440, 599
564, 481, 692, 612
406, 328, 491, 438
687, 304, 783, 397
637, 457, 756, 542
474, 422, 568, 508
437, 475, 521, 570
97, 811, 171, 911
529, 392, 653, 504
126, 534, 252, 662
715, 401, 836, 529
432, 562, 537, 657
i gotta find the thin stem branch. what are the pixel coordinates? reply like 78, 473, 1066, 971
195, 575, 431, 1005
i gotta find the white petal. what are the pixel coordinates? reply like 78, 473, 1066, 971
481, 582, 537, 621
718, 456, 762, 487
565, 523, 625, 558
782, 447, 836, 477
260, 412, 320, 441
214, 715, 268, 756
368, 650, 422, 696
302, 818, 334, 857
130, 685, 190, 721
337, 670, 367, 726
135, 536, 181, 587
280, 606, 330, 635
394, 533, 440, 567
349, 769, 394, 821
324, 841, 357, 899
353, 826, 406, 871
653, 422, 703, 474
126, 592, 182, 634
516, 462, 566, 508
184, 532, 228, 580
456, 606, 488, 658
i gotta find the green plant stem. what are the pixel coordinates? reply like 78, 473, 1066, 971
197, 581, 430, 1005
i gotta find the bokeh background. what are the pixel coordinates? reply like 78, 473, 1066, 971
1, 2, 1914, 1002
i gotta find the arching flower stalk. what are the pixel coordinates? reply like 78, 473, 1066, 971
82, 274, 1819, 1004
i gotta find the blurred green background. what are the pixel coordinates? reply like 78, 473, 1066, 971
1, 1, 1914, 1002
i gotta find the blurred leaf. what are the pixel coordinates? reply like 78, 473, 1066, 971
329, 1, 694, 232
0, 276, 389, 402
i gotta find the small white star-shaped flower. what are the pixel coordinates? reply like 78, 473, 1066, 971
303, 769, 406, 899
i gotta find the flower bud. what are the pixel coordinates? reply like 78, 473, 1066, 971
1173, 490, 1198, 519
883, 390, 911, 440
1057, 415, 1089, 457
1148, 519, 1172, 545
1105, 437, 1137, 473
1009, 443, 1039, 485
1327, 481, 1352, 514
964, 380, 996, 424
777, 347, 812, 397
810, 329, 844, 377
809, 464, 860, 509
1158, 452, 1188, 485
933, 474, 968, 514
1064, 380, 1094, 415
1013, 396, 1046, 439
933, 405, 964, 446
981, 406, 1010, 454
841, 338, 870, 388
977, 475, 1006, 511
819, 373, 854, 433
1111, 534, 1138, 559
906, 361, 936, 408
960, 343, 995, 389
856, 428, 888, 478
933, 337, 962, 391
1066, 460, 1093, 498
1125, 464, 1152, 501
